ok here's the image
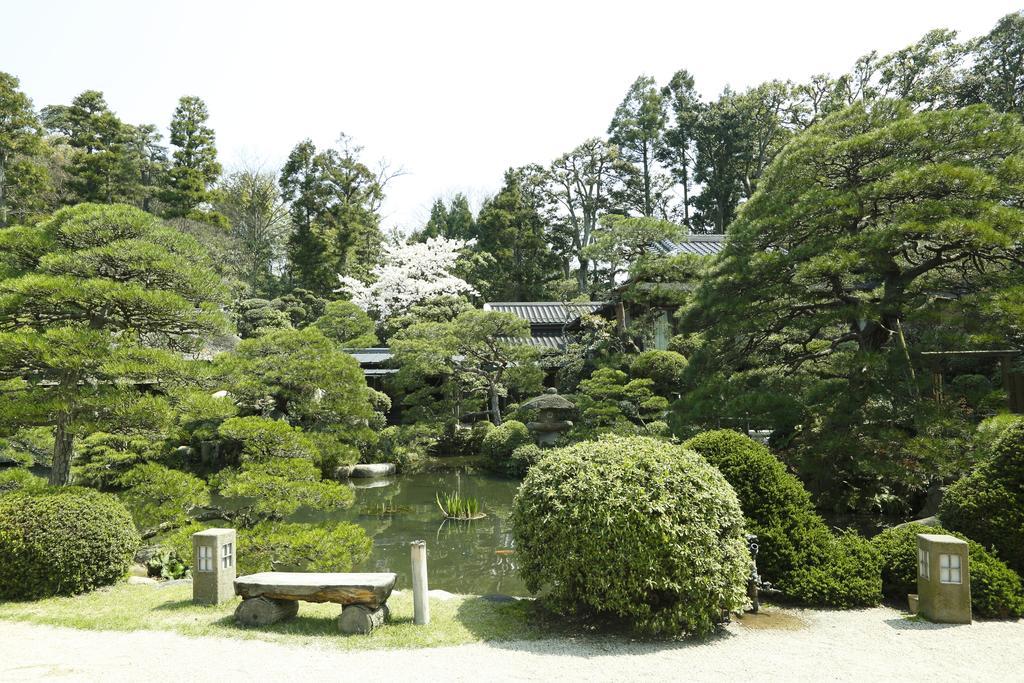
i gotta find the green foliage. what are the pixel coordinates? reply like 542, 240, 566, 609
0, 71, 46, 227
0, 467, 46, 496
974, 414, 1024, 458
573, 368, 668, 438
161, 96, 223, 223
233, 298, 291, 338
481, 420, 532, 474
118, 463, 210, 535
217, 416, 318, 463
684, 430, 881, 607
0, 203, 227, 485
312, 300, 379, 347
629, 350, 688, 398
237, 521, 371, 574
507, 443, 545, 477
511, 435, 750, 636
0, 487, 139, 599
279, 137, 385, 294
392, 309, 542, 425
217, 327, 374, 446
682, 101, 1024, 511
73, 432, 160, 490
782, 530, 882, 609
213, 458, 353, 524
473, 167, 561, 301
367, 424, 440, 469
940, 421, 1024, 573
0, 427, 52, 467
873, 523, 1024, 618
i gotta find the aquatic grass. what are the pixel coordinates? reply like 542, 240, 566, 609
435, 491, 485, 520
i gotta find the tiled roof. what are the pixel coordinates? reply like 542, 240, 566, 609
511, 331, 568, 350
483, 301, 607, 325
653, 233, 727, 257
346, 348, 393, 365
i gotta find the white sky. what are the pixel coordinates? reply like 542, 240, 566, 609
2, 0, 1021, 232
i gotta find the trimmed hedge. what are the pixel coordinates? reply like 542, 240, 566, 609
629, 350, 688, 397
511, 435, 750, 636
0, 487, 140, 600
940, 421, 1024, 573
684, 429, 881, 607
873, 523, 1024, 619
482, 420, 532, 474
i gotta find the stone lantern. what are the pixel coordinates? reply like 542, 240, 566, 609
192, 528, 237, 605
522, 388, 576, 446
916, 533, 971, 624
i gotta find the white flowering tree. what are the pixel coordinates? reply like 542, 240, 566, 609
338, 236, 477, 324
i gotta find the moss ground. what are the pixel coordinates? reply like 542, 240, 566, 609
0, 582, 547, 650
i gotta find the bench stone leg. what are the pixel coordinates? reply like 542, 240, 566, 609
235, 596, 299, 626
338, 603, 389, 634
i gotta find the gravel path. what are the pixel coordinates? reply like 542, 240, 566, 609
1, 606, 1021, 681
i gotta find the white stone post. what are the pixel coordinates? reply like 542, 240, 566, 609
411, 539, 430, 625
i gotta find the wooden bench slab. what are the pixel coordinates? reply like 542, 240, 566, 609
234, 572, 397, 609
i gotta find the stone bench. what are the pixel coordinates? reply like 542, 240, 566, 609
234, 571, 397, 634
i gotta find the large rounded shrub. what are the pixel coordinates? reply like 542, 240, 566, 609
629, 350, 688, 397
511, 435, 750, 635
482, 420, 531, 474
940, 421, 1024, 573
0, 487, 140, 600
684, 429, 881, 607
873, 523, 1024, 618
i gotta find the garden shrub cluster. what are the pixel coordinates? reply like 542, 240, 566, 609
683, 429, 881, 607
629, 350, 688, 398
512, 435, 750, 636
940, 421, 1024, 574
0, 488, 140, 600
872, 523, 1024, 618
482, 420, 532, 473
0, 468, 46, 496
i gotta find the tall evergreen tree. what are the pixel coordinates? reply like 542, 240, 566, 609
414, 193, 475, 241
474, 168, 560, 301
41, 91, 142, 205
0, 72, 47, 227
608, 76, 668, 217
162, 96, 222, 223
278, 136, 386, 295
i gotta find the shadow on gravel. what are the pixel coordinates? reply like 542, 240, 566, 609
883, 617, 966, 631
454, 596, 737, 657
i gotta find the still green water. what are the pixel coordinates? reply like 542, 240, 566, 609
297, 461, 527, 596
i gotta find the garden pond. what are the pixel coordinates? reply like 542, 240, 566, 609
295, 459, 528, 596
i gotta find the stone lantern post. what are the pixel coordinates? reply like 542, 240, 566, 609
192, 528, 237, 605
522, 388, 576, 446
916, 533, 971, 624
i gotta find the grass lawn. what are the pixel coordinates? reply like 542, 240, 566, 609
0, 581, 550, 650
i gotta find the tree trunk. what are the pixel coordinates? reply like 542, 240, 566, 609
48, 416, 74, 486
0, 152, 7, 227
490, 388, 502, 426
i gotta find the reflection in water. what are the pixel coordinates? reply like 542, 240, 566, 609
292, 466, 527, 596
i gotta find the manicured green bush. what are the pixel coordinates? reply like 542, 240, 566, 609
873, 523, 1024, 618
940, 421, 1024, 573
368, 424, 439, 469
511, 435, 750, 636
683, 429, 817, 580
684, 429, 881, 607
782, 529, 882, 608
629, 350, 688, 398
0, 488, 140, 600
482, 420, 531, 472
505, 443, 544, 477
